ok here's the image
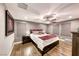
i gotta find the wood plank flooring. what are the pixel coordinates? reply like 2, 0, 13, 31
11, 40, 72, 56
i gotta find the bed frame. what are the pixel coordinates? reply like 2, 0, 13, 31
30, 29, 59, 56
31, 40, 59, 56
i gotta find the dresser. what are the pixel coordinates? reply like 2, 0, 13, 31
72, 32, 79, 56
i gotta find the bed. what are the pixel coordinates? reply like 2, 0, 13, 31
30, 29, 59, 56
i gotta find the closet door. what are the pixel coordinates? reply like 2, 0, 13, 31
53, 23, 59, 35
61, 22, 71, 37
16, 22, 26, 42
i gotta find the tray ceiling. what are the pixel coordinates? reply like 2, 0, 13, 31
5, 3, 79, 24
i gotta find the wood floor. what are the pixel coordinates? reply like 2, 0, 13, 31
11, 40, 72, 56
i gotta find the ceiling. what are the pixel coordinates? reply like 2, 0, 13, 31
5, 3, 79, 24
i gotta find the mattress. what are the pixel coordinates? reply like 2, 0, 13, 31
30, 34, 59, 51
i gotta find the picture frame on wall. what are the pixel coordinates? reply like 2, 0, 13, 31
5, 10, 14, 36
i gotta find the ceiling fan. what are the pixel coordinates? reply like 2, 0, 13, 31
43, 14, 57, 21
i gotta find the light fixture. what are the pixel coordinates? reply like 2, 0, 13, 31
40, 16, 47, 21
69, 16, 72, 19
24, 16, 28, 19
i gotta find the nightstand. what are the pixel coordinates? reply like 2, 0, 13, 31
22, 36, 31, 44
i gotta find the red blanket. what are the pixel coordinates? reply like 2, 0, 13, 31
39, 34, 56, 40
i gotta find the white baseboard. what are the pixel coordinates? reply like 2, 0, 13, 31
14, 41, 22, 45
8, 41, 22, 56
8, 43, 14, 56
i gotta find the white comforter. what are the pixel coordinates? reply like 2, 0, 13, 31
30, 33, 59, 51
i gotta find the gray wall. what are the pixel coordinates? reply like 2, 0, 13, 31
14, 19, 79, 42
14, 21, 48, 42
47, 20, 79, 38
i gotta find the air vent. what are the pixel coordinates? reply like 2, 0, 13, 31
18, 3, 28, 10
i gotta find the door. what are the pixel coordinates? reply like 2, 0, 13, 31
16, 21, 27, 42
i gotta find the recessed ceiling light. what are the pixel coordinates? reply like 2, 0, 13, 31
69, 16, 72, 19
24, 17, 28, 19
